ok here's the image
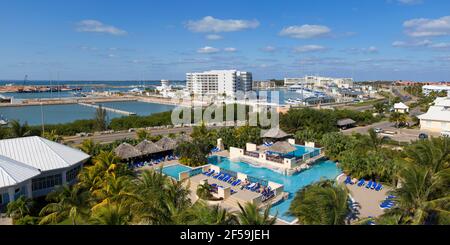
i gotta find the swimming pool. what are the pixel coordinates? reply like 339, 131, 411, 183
162, 164, 192, 180
208, 156, 342, 223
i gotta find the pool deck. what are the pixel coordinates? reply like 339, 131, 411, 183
337, 174, 393, 220
189, 174, 261, 202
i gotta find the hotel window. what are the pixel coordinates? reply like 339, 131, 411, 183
32, 174, 62, 191
66, 165, 82, 183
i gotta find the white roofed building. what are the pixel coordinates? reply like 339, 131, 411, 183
394, 102, 409, 114
422, 85, 450, 96
0, 136, 90, 209
418, 96, 450, 133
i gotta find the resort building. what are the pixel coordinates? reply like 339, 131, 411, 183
0, 136, 90, 209
393, 102, 409, 114
186, 70, 253, 96
418, 96, 450, 133
284, 76, 354, 88
422, 85, 450, 96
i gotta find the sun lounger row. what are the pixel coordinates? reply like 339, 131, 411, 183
263, 141, 274, 147
345, 176, 383, 191
379, 195, 396, 209
202, 170, 242, 187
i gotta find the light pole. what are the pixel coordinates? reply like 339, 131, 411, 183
40, 102, 45, 134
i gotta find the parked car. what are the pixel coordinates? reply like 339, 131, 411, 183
374, 128, 383, 133
441, 131, 450, 138
419, 133, 429, 140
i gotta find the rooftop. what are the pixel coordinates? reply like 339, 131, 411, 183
0, 136, 90, 172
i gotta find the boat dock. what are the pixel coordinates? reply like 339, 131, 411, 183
78, 103, 137, 116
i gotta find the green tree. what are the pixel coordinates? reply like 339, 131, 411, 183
94, 105, 108, 131
89, 203, 131, 225
6, 196, 34, 221
42, 130, 62, 142
39, 185, 91, 225
78, 139, 99, 156
8, 120, 31, 138
183, 201, 238, 225
289, 180, 350, 225
196, 182, 213, 200
236, 202, 277, 225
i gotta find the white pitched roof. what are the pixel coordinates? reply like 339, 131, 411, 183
418, 106, 450, 122
394, 102, 409, 109
0, 136, 90, 172
0, 155, 40, 188
434, 97, 450, 107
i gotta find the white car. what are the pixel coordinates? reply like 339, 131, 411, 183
374, 128, 383, 133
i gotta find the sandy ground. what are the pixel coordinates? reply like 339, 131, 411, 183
0, 216, 12, 225
338, 175, 393, 219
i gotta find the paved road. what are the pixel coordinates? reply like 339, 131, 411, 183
63, 126, 227, 145
64, 127, 195, 144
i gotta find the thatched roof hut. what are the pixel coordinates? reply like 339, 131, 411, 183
263, 127, 291, 139
268, 141, 297, 154
115, 143, 141, 160
135, 140, 163, 155
156, 137, 178, 151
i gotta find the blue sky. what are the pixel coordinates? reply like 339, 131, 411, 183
1, 0, 450, 81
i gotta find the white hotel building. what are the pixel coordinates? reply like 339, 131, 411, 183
284, 76, 354, 88
186, 70, 253, 96
418, 96, 450, 133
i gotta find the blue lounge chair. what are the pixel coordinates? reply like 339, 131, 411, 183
206, 170, 215, 177
251, 183, 260, 192
203, 169, 212, 175
246, 183, 256, 190
387, 195, 396, 199
371, 182, 377, 190
366, 180, 373, 189
213, 173, 222, 179
344, 176, 352, 185
375, 183, 383, 191
357, 179, 365, 187
221, 175, 230, 182
232, 179, 241, 186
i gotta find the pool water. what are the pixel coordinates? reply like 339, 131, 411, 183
208, 156, 342, 223
292, 145, 315, 158
162, 164, 192, 180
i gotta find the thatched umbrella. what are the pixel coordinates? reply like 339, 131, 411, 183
114, 143, 141, 160
156, 137, 178, 151
263, 127, 291, 140
135, 140, 163, 155
267, 141, 297, 154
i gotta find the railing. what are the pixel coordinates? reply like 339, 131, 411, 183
244, 151, 260, 158
266, 155, 283, 163
188, 167, 204, 177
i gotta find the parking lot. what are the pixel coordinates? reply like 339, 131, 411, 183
342, 121, 441, 142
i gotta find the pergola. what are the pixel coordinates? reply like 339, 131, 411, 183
114, 143, 142, 160
267, 141, 298, 158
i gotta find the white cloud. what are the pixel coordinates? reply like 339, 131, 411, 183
197, 46, 220, 54
403, 16, 450, 37
294, 45, 327, 53
261, 46, 277, 52
429, 42, 450, 49
76, 20, 127, 36
224, 47, 237, 52
206, 34, 223, 40
186, 16, 259, 33
345, 46, 379, 54
392, 39, 431, 47
280, 25, 331, 39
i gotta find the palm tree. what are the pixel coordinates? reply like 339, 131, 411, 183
78, 139, 99, 156
183, 201, 238, 225
8, 120, 31, 138
389, 112, 408, 128
383, 137, 450, 225
89, 203, 131, 225
39, 185, 91, 225
6, 196, 34, 221
42, 130, 62, 142
196, 182, 213, 200
94, 105, 108, 131
136, 129, 151, 141
91, 175, 133, 210
236, 202, 277, 225
288, 180, 350, 225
